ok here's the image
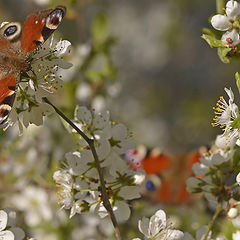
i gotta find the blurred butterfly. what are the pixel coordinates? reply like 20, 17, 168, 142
123, 145, 202, 205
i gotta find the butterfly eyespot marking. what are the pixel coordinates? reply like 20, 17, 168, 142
0, 104, 12, 124
45, 7, 65, 30
4, 25, 17, 36
1, 22, 22, 42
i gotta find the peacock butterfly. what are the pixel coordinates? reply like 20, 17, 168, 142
124, 146, 202, 205
0, 6, 66, 126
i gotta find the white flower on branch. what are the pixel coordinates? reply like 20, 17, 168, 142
133, 209, 184, 240
211, 1, 240, 43
54, 106, 140, 221
212, 87, 239, 146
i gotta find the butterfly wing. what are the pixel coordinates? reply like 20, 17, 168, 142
0, 72, 18, 125
0, 35, 20, 125
21, 6, 66, 53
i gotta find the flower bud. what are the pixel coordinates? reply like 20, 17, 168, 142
228, 208, 238, 219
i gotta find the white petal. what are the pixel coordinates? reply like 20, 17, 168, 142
182, 232, 195, 240
149, 210, 166, 237
113, 201, 131, 222
96, 203, 108, 218
167, 230, 184, 240
196, 226, 211, 240
226, 1, 240, 18
10, 227, 25, 240
225, 87, 234, 101
3, 209, 16, 227
221, 29, 240, 43
0, 210, 7, 231
236, 172, 240, 184
77, 106, 92, 125
111, 123, 127, 141
0, 230, 14, 240
211, 15, 231, 31
215, 133, 237, 149
54, 40, 72, 57
138, 217, 150, 237
154, 209, 166, 225
118, 186, 141, 200
53, 170, 72, 185
93, 111, 110, 129
96, 139, 111, 160
192, 163, 209, 176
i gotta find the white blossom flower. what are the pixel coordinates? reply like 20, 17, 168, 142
54, 106, 140, 221
137, 209, 184, 240
212, 88, 239, 145
0, 209, 25, 240
211, 1, 240, 43
6, 37, 72, 132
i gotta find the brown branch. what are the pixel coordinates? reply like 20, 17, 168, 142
42, 97, 123, 240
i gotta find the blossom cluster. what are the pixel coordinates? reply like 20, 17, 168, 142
186, 87, 240, 226
211, 0, 240, 44
202, 0, 240, 63
6, 36, 72, 133
212, 87, 239, 144
53, 106, 144, 221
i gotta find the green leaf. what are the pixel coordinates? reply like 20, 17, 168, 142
201, 34, 225, 48
231, 115, 240, 128
201, 28, 215, 36
236, 72, 240, 93
217, 47, 232, 63
91, 13, 109, 46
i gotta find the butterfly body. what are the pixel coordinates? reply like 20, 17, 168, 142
0, 6, 66, 126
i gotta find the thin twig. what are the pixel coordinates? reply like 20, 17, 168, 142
42, 97, 123, 240
202, 203, 222, 240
